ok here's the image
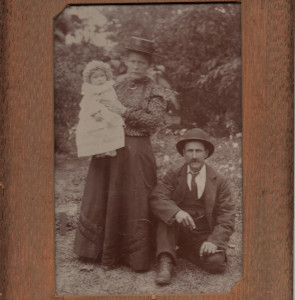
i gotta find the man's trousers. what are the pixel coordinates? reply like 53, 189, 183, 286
156, 218, 226, 274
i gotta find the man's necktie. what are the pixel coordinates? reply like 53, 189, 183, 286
190, 171, 199, 199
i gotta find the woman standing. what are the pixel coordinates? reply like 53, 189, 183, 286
74, 37, 167, 272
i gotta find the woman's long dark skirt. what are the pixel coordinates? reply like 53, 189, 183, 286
74, 136, 157, 271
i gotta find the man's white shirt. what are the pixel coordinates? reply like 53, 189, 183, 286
187, 164, 206, 199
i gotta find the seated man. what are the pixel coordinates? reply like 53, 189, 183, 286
150, 128, 235, 285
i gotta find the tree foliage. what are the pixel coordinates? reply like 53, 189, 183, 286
54, 4, 241, 152
54, 13, 108, 151
102, 4, 241, 135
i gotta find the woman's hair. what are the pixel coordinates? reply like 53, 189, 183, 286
127, 50, 153, 65
83, 60, 113, 83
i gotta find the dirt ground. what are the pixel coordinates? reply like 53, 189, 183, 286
55, 131, 242, 295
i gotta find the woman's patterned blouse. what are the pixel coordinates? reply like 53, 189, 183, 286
114, 76, 167, 136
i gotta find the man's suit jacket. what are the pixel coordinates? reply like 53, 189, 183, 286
150, 163, 235, 249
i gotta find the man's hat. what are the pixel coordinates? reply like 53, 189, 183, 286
125, 36, 161, 57
176, 128, 215, 157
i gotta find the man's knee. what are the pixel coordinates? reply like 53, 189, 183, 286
200, 252, 226, 274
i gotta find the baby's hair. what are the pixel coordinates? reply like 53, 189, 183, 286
83, 60, 113, 83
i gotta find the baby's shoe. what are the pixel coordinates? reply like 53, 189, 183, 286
106, 150, 117, 157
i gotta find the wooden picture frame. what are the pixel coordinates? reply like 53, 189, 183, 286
0, 0, 293, 299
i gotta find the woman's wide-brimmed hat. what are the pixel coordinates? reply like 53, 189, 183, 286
125, 36, 161, 57
176, 128, 215, 158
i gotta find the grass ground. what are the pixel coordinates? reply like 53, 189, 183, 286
55, 130, 242, 295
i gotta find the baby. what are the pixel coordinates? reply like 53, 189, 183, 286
76, 60, 126, 158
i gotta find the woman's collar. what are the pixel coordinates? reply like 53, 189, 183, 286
126, 75, 150, 84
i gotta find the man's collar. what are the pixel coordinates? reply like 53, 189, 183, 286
187, 164, 206, 175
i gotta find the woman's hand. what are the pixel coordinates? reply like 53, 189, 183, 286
112, 106, 127, 115
100, 99, 126, 115
92, 112, 103, 122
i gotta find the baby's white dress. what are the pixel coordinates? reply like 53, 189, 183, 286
76, 81, 125, 157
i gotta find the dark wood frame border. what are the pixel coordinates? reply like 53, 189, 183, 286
0, 0, 293, 299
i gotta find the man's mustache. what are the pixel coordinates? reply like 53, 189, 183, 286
189, 158, 200, 163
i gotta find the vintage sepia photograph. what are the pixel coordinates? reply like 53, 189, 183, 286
54, 3, 242, 295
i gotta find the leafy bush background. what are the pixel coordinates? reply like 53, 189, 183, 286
54, 4, 241, 153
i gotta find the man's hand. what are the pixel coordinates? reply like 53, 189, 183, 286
175, 210, 196, 230
200, 241, 217, 256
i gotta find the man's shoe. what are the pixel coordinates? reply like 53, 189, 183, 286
155, 253, 174, 285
